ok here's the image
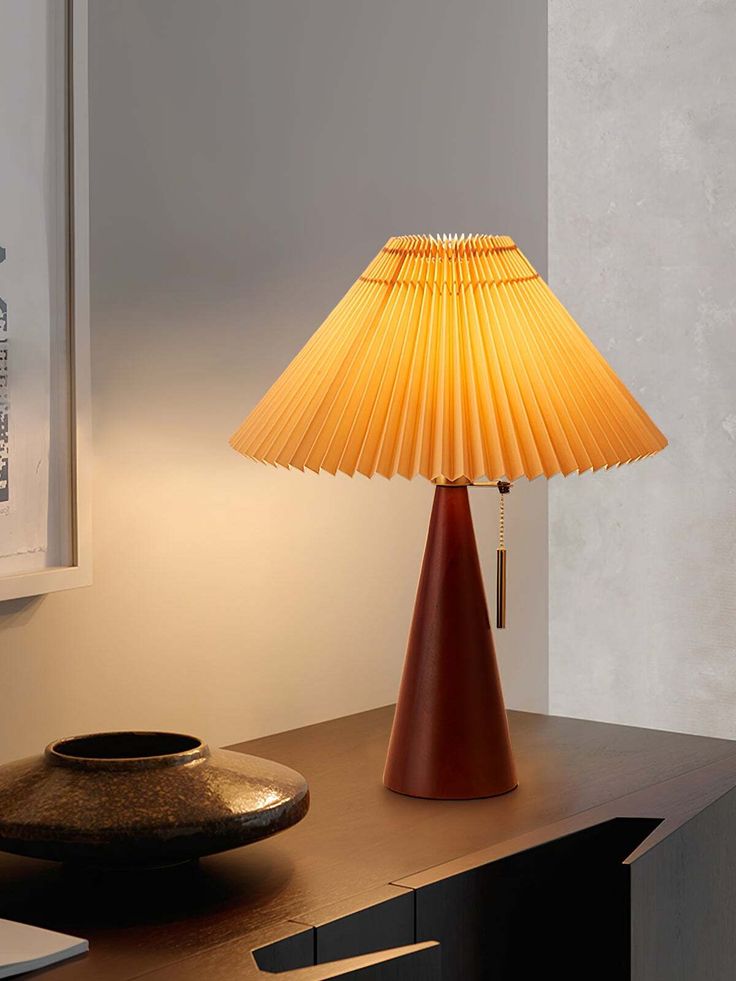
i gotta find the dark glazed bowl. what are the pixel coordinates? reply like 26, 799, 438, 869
0, 731, 309, 868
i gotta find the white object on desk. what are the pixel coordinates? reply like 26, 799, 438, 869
0, 919, 88, 978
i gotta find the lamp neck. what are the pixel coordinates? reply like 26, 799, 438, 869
432, 477, 511, 491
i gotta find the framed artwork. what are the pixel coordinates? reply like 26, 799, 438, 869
0, 0, 90, 601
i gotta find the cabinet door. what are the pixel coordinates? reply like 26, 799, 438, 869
631, 787, 736, 980
408, 818, 659, 980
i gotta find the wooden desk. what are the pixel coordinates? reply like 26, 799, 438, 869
2, 706, 736, 980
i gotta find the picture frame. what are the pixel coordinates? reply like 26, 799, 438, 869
0, 0, 91, 602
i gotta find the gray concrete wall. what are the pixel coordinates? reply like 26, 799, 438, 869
549, 0, 736, 736
0, 0, 548, 762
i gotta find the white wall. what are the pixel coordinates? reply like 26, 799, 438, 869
549, 0, 736, 736
0, 0, 548, 763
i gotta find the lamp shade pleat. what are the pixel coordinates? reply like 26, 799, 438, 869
230, 235, 667, 482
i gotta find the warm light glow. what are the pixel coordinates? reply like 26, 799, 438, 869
230, 235, 667, 482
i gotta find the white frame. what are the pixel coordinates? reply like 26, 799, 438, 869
0, 0, 91, 601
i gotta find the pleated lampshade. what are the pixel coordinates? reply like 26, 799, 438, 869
230, 235, 667, 482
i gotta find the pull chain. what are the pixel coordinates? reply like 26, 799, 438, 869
498, 491, 505, 548
496, 482, 510, 629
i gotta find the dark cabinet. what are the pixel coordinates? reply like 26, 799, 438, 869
2, 707, 736, 980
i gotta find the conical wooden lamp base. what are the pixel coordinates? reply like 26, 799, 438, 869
384, 486, 518, 800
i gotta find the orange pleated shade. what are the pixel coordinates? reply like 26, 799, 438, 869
230, 235, 667, 482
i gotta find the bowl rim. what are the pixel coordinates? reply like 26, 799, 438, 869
45, 731, 210, 771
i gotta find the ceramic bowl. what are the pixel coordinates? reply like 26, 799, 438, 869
0, 731, 309, 868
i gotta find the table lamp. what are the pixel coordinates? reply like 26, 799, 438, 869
230, 235, 667, 800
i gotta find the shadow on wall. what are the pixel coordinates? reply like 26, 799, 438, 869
0, 595, 43, 630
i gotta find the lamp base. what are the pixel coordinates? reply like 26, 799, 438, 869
383, 485, 517, 799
